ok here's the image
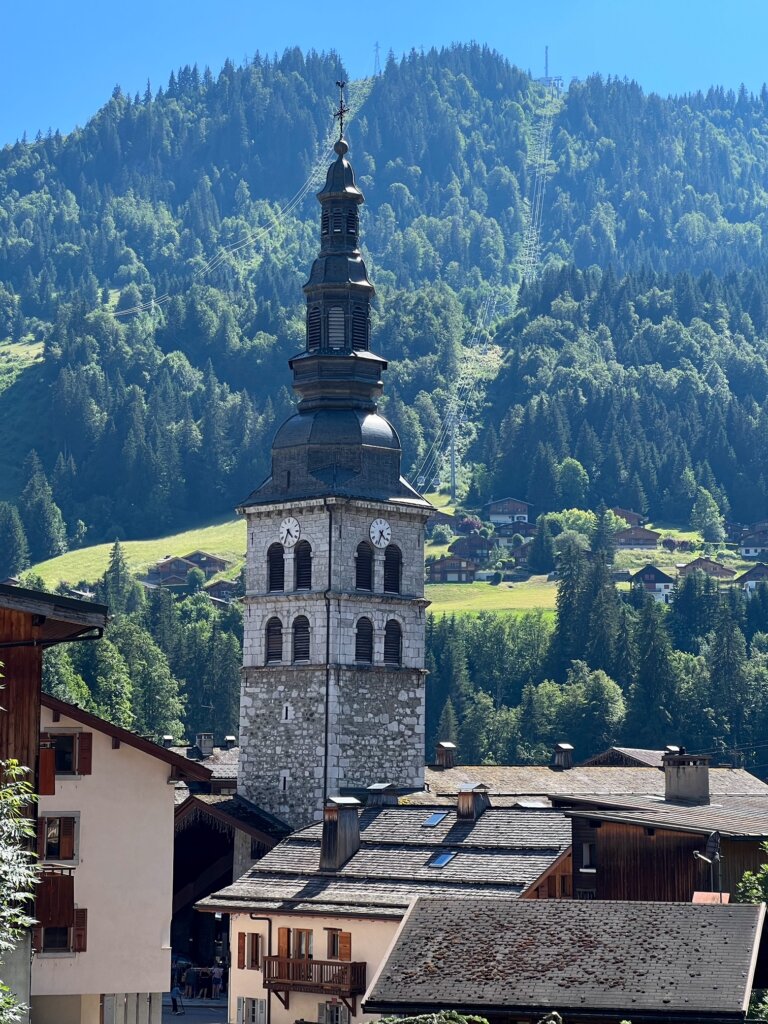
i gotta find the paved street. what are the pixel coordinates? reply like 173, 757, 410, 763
162, 996, 227, 1023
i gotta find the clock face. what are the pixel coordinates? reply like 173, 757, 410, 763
279, 516, 301, 547
370, 518, 392, 548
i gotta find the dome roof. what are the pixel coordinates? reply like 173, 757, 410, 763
317, 138, 364, 201
272, 410, 400, 452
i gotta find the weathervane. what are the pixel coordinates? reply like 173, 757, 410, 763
334, 80, 349, 140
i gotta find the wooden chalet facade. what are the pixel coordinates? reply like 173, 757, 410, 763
485, 497, 530, 524
614, 525, 661, 548
631, 564, 675, 603
736, 562, 768, 594
427, 556, 477, 583
449, 534, 493, 563
740, 532, 768, 558
678, 556, 736, 580
611, 506, 646, 527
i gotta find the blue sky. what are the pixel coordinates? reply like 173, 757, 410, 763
2, 0, 767, 146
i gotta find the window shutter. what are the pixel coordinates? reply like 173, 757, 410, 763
292, 616, 310, 663
328, 307, 345, 349
248, 933, 260, 970
38, 746, 56, 795
37, 817, 47, 859
294, 541, 312, 590
355, 618, 373, 663
277, 926, 290, 959
355, 543, 373, 591
255, 999, 267, 1024
77, 733, 93, 775
384, 621, 402, 665
267, 544, 285, 592
37, 872, 74, 927
237, 931, 246, 970
73, 908, 87, 952
60, 818, 76, 860
317, 1004, 328, 1024
265, 618, 283, 664
338, 932, 352, 962
236, 997, 244, 1024
384, 545, 402, 593
31, 926, 42, 952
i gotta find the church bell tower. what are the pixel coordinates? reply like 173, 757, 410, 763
237, 105, 431, 826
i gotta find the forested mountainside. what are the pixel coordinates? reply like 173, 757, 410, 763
4, 44, 768, 560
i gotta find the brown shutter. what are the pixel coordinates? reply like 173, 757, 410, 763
60, 818, 76, 860
277, 927, 290, 959
77, 734, 93, 775
248, 933, 260, 970
37, 817, 47, 859
31, 926, 43, 952
338, 932, 352, 962
73, 908, 87, 952
237, 932, 246, 970
38, 747, 56, 796
37, 873, 74, 927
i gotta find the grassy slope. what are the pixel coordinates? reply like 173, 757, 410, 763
34, 518, 246, 587
426, 577, 557, 614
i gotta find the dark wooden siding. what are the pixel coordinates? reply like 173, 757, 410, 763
0, 608, 43, 773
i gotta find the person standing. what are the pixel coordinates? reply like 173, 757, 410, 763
171, 983, 184, 1015
211, 963, 224, 999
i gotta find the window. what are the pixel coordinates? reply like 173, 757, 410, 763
294, 541, 312, 590
322, 1004, 350, 1024
328, 307, 345, 349
383, 544, 401, 593
39, 816, 77, 861
237, 932, 261, 970
346, 206, 357, 236
46, 733, 92, 776
267, 544, 285, 592
326, 928, 352, 961
427, 851, 456, 868
307, 307, 321, 351
278, 926, 313, 959
355, 541, 373, 590
351, 307, 367, 351
383, 620, 402, 665
265, 618, 283, 664
355, 617, 373, 663
332, 207, 343, 233
33, 904, 87, 955
239, 998, 267, 1024
42, 927, 70, 952
422, 811, 449, 828
582, 841, 597, 869
53, 735, 75, 773
321, 208, 330, 236
292, 616, 310, 663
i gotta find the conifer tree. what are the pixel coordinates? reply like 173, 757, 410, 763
18, 451, 67, 562
436, 698, 459, 745
99, 540, 143, 616
528, 517, 556, 574
0, 503, 29, 578
626, 598, 675, 745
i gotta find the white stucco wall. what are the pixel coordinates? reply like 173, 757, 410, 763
32, 706, 176, 1001
227, 911, 399, 1024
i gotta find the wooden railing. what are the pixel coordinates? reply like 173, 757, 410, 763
262, 956, 366, 995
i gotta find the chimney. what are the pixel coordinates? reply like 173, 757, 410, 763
224, 735, 237, 750
366, 782, 399, 808
456, 782, 491, 820
663, 750, 710, 804
196, 732, 214, 757
161, 735, 174, 748
320, 797, 361, 871
435, 741, 457, 769
552, 742, 574, 770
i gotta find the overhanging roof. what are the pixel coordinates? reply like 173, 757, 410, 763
0, 583, 108, 645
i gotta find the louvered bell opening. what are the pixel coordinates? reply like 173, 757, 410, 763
384, 545, 402, 594
384, 620, 402, 665
346, 206, 358, 235
292, 616, 310, 663
328, 307, 345, 350
355, 542, 373, 590
332, 207, 343, 233
307, 307, 321, 352
352, 307, 368, 351
265, 618, 283, 664
267, 544, 285, 592
321, 207, 330, 236
355, 617, 373, 663
294, 541, 312, 590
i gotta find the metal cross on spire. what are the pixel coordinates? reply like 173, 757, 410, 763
334, 80, 349, 140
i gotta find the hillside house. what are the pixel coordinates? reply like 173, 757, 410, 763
610, 506, 646, 527
203, 578, 240, 602
426, 509, 456, 532
614, 525, 660, 548
449, 534, 494, 563
485, 497, 531, 524
427, 556, 477, 583
631, 564, 675, 602
363, 897, 765, 1024
551, 752, 768, 902
198, 789, 572, 1024
677, 556, 736, 580
33, 695, 210, 1024
153, 555, 199, 579
740, 532, 768, 558
183, 550, 232, 576
736, 562, 768, 594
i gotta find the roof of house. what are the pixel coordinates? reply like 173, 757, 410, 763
41, 693, 211, 781
175, 793, 289, 845
679, 557, 736, 577
580, 745, 666, 767
737, 562, 768, 583
0, 583, 108, 643
416, 764, 768, 804
615, 525, 661, 539
198, 805, 571, 918
486, 496, 530, 507
558, 793, 768, 839
631, 564, 675, 584
169, 743, 239, 780
741, 533, 768, 546
363, 897, 764, 1021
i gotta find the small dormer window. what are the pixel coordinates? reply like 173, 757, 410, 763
328, 307, 345, 349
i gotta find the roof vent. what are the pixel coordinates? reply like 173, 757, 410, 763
224, 735, 237, 750
552, 742, 574, 770
663, 750, 710, 805
161, 735, 174, 748
456, 782, 490, 820
366, 782, 399, 807
320, 796, 361, 871
435, 741, 457, 769
196, 732, 214, 757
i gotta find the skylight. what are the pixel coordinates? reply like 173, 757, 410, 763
422, 812, 449, 828
428, 851, 456, 868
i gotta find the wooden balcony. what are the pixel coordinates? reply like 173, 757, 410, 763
262, 956, 366, 1012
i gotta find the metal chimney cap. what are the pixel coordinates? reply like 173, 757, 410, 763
555, 742, 574, 751
437, 741, 457, 750
367, 782, 397, 792
327, 796, 362, 806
